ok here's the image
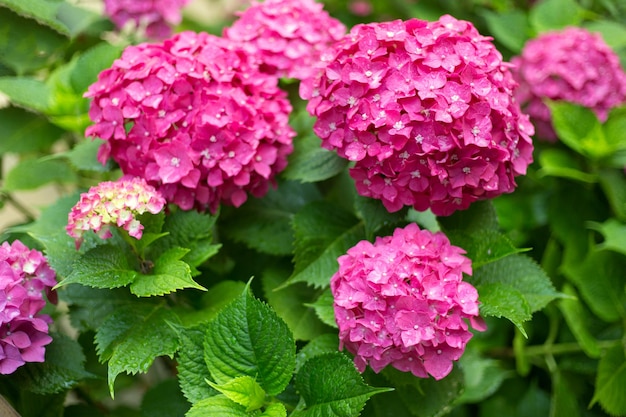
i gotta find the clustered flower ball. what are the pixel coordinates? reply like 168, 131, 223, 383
67, 177, 166, 249
302, 15, 534, 216
223, 0, 346, 80
511, 27, 626, 140
331, 223, 484, 380
103, 0, 191, 39
85, 31, 295, 213
0, 240, 57, 374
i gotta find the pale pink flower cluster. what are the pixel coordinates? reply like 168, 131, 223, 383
331, 223, 484, 380
66, 177, 166, 249
302, 15, 534, 216
0, 240, 57, 374
512, 27, 626, 140
223, 0, 346, 80
103, 0, 191, 39
85, 31, 295, 213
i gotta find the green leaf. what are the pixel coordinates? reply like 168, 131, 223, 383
282, 131, 348, 183
262, 265, 329, 341
94, 303, 181, 397
354, 195, 407, 239
480, 9, 530, 53
204, 287, 296, 396
562, 250, 626, 322
295, 334, 340, 373
446, 229, 526, 269
588, 219, 626, 256
471, 254, 561, 313
538, 148, 597, 183
207, 376, 266, 412
44, 57, 90, 132
60, 138, 109, 172
0, 106, 64, 155
141, 379, 189, 417
599, 168, 626, 221
286, 202, 365, 289
130, 247, 206, 297
220, 181, 321, 256
177, 325, 217, 404
591, 344, 626, 416
260, 403, 287, 417
57, 244, 138, 290
477, 283, 531, 335
0, 76, 50, 111
529, 0, 585, 32
551, 370, 581, 417
306, 288, 337, 329
3, 157, 76, 191
602, 106, 626, 155
406, 208, 440, 232
12, 333, 94, 394
69, 41, 123, 93
178, 280, 247, 328
0, 7, 67, 74
557, 284, 601, 358
584, 20, 626, 51
438, 200, 499, 233
186, 395, 249, 417
293, 352, 391, 417
457, 350, 511, 404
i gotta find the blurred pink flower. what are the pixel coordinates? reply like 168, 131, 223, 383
223, 0, 346, 80
0, 240, 57, 374
85, 31, 294, 213
66, 177, 166, 249
302, 15, 534, 216
103, 0, 191, 39
331, 223, 485, 380
512, 27, 626, 140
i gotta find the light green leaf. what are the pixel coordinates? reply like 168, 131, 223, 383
3, 157, 76, 191
591, 344, 626, 416
457, 350, 511, 404
260, 403, 287, 417
220, 181, 321, 256
584, 20, 626, 50
446, 229, 527, 269
529, 0, 585, 32
94, 303, 181, 397
56, 244, 138, 290
207, 376, 266, 412
0, 106, 64, 155
588, 219, 626, 256
186, 395, 249, 417
130, 247, 206, 297
292, 352, 391, 417
480, 9, 530, 53
177, 325, 217, 404
305, 289, 337, 329
285, 202, 365, 289
538, 149, 597, 183
557, 284, 601, 358
69, 41, 123, 93
0, 76, 50, 111
599, 168, 626, 221
295, 334, 340, 373
204, 287, 296, 396
477, 283, 531, 336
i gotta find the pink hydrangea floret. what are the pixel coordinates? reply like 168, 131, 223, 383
66, 177, 166, 249
512, 27, 626, 140
0, 240, 57, 375
103, 0, 191, 39
331, 223, 485, 380
223, 0, 346, 80
302, 15, 534, 216
85, 31, 295, 213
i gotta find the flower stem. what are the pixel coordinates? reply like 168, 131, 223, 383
490, 339, 620, 358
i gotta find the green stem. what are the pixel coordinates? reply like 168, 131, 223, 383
490, 339, 620, 358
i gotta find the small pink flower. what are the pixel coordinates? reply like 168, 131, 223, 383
302, 15, 534, 216
512, 27, 626, 141
331, 223, 484, 380
103, 0, 191, 40
66, 177, 166, 249
223, 0, 346, 80
85, 31, 295, 213
0, 241, 57, 374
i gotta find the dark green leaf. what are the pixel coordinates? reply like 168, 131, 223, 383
3, 157, 76, 191
130, 247, 206, 297
599, 168, 626, 221
591, 344, 626, 416
551, 371, 581, 417
538, 149, 597, 183
0, 76, 50, 112
354, 195, 407, 239
286, 202, 365, 289
262, 265, 329, 341
204, 287, 296, 396
529, 0, 585, 32
295, 334, 340, 373
446, 229, 526, 269
293, 352, 391, 417
0, 107, 64, 155
438, 200, 499, 233
477, 283, 531, 335
177, 325, 217, 404
57, 244, 138, 290
141, 379, 189, 417
557, 284, 601, 358
282, 132, 348, 183
480, 9, 530, 53
457, 350, 511, 404
94, 303, 181, 396
305, 288, 337, 329
221, 181, 321, 256
178, 280, 247, 328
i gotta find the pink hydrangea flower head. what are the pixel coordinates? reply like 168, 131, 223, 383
330, 223, 485, 380
85, 31, 295, 213
0, 240, 57, 374
223, 0, 346, 80
302, 15, 534, 216
511, 27, 626, 140
66, 177, 166, 249
103, 0, 191, 39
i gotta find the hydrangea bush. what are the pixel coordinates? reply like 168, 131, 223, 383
0, 0, 626, 416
